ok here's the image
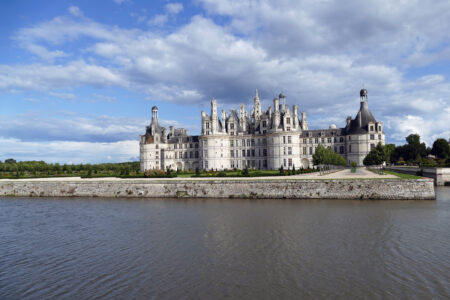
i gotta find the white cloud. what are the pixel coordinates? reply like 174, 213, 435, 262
68, 6, 83, 17
165, 3, 183, 15
3, 3, 450, 150
148, 14, 169, 26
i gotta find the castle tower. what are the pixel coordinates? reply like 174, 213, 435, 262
211, 98, 218, 134
253, 89, 261, 122
273, 98, 280, 128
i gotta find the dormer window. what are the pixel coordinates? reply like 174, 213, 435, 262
370, 125, 374, 131
262, 121, 267, 127
286, 117, 290, 124
378, 126, 382, 131
206, 122, 210, 129
230, 123, 234, 130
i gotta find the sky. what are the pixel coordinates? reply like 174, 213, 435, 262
0, 0, 449, 164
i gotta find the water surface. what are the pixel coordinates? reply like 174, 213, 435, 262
1, 188, 449, 299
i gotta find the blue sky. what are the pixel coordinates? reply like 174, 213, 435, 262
1, 0, 449, 163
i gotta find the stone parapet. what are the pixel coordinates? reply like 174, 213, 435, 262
0, 178, 435, 200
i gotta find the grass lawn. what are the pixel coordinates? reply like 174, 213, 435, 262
383, 170, 422, 179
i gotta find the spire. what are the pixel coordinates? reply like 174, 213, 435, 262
254, 88, 259, 101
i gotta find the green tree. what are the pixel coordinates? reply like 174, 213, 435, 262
5, 158, 16, 164
431, 138, 450, 159
363, 143, 385, 166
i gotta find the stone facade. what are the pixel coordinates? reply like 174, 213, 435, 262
140, 89, 385, 171
0, 178, 435, 200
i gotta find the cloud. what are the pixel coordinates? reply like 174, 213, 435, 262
3, 2, 450, 152
113, 0, 129, 4
148, 14, 169, 26
165, 3, 183, 15
68, 6, 83, 17
0, 138, 139, 164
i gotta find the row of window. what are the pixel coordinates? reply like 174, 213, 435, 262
173, 143, 199, 149
174, 151, 200, 159
230, 138, 268, 147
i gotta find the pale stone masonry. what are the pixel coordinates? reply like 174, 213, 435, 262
140, 89, 385, 171
0, 178, 435, 200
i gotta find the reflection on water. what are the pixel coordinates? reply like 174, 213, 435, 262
0, 188, 449, 299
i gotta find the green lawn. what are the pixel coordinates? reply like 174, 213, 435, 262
383, 170, 422, 179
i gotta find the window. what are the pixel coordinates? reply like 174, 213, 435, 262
378, 126, 382, 131
174, 144, 177, 149
334, 137, 337, 143
184, 152, 188, 158
287, 117, 291, 124
251, 139, 255, 146
230, 131, 234, 136
263, 160, 267, 167
288, 147, 292, 155
206, 122, 210, 129
303, 147, 307, 155
204, 150, 208, 158
195, 151, 199, 158
340, 146, 344, 154
322, 138, 325, 143
288, 158, 292, 167
251, 149, 255, 157
328, 138, 332, 143
247, 139, 250, 147
284, 159, 287, 167
309, 147, 313, 154
310, 138, 313, 144
190, 144, 193, 148
231, 161, 235, 168
370, 134, 375, 140
230, 140, 234, 147
175, 152, 178, 159
349, 145, 352, 153
283, 136, 286, 144
334, 146, 337, 152
370, 125, 374, 131
284, 147, 286, 155
262, 121, 267, 127
303, 138, 307, 144
371, 144, 375, 150
195, 143, 199, 148
263, 149, 267, 156
230, 123, 234, 130
190, 152, 193, 158
349, 136, 352, 141
242, 150, 246, 157
288, 136, 292, 144
156, 151, 159, 155
315, 138, 318, 143
287, 127, 291, 131
247, 150, 250, 157
236, 150, 239, 157
340, 137, 344, 142
378, 134, 381, 140
205, 161, 208, 169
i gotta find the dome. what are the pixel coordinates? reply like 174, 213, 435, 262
279, 92, 285, 98
360, 89, 368, 97
329, 124, 337, 129
152, 106, 158, 111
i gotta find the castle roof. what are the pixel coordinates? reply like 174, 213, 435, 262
345, 101, 377, 134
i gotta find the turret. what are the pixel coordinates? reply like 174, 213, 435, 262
273, 98, 280, 128
253, 89, 261, 122
301, 112, 308, 130
151, 106, 158, 124
211, 98, 218, 134
221, 109, 227, 133
293, 105, 299, 128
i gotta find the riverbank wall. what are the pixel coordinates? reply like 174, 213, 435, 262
386, 167, 450, 186
0, 178, 435, 200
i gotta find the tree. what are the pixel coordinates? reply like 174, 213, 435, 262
431, 138, 450, 159
383, 144, 396, 165
363, 143, 385, 166
5, 158, 16, 164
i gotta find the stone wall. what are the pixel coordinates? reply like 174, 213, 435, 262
0, 178, 435, 200
387, 166, 450, 186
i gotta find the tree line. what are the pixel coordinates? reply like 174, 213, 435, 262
0, 159, 140, 178
363, 134, 450, 167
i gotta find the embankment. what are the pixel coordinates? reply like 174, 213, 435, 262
0, 178, 435, 200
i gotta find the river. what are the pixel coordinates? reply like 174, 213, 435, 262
1, 188, 449, 299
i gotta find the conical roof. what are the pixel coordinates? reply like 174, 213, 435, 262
346, 101, 377, 134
